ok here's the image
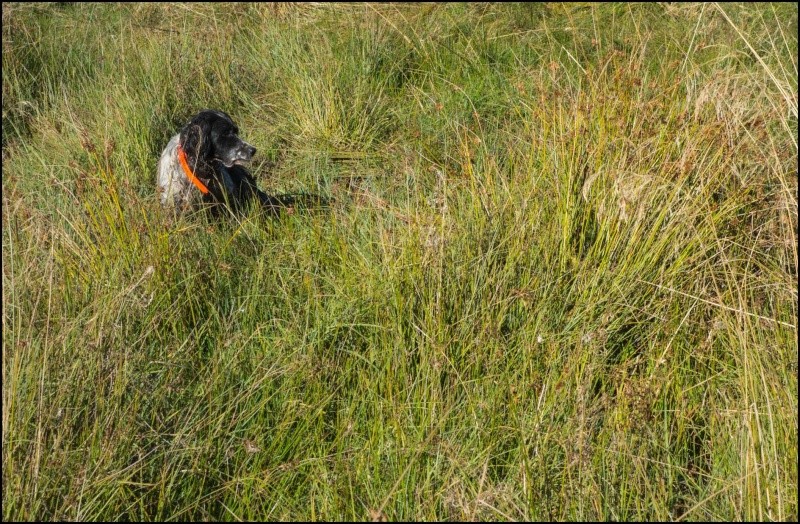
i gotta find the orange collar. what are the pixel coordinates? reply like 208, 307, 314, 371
177, 144, 210, 195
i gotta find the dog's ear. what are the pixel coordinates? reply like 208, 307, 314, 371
180, 116, 213, 171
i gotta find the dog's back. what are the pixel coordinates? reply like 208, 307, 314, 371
157, 133, 197, 210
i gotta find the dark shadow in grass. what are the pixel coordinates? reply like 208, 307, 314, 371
258, 192, 333, 218
194, 192, 333, 220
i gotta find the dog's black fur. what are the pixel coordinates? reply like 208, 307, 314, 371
182, 110, 261, 209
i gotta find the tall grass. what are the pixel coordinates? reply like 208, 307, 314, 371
3, 3, 797, 520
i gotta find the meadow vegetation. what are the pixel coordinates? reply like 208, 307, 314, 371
2, 2, 797, 520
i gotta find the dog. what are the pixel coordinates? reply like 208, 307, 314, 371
157, 109, 280, 215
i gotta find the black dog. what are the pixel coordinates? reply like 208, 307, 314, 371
157, 109, 282, 215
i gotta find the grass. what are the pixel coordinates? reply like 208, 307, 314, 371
2, 2, 797, 521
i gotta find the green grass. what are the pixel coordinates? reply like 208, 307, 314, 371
2, 2, 797, 520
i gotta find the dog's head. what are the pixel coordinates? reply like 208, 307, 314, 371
179, 109, 256, 170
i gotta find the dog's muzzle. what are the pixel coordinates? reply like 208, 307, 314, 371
226, 143, 257, 167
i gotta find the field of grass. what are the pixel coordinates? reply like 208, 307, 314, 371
2, 2, 797, 521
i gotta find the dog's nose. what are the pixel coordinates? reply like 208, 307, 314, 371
248, 145, 257, 157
